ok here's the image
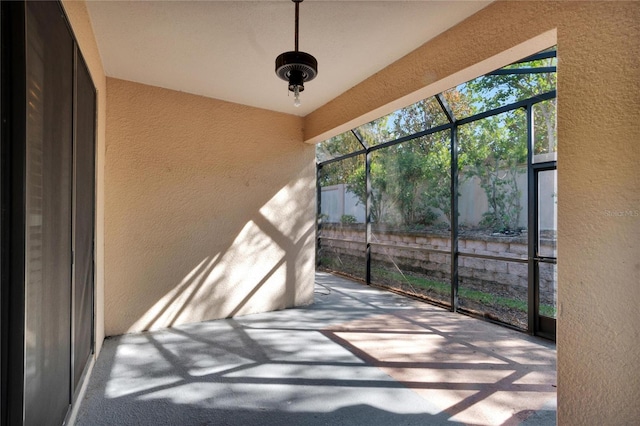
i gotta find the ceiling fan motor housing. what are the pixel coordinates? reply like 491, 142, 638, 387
275, 51, 318, 92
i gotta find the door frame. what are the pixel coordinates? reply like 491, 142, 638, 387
528, 156, 557, 340
1, 2, 28, 424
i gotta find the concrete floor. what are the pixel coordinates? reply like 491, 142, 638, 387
75, 272, 556, 426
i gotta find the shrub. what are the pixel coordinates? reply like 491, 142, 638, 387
340, 214, 357, 224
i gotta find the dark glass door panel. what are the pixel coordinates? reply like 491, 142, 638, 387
25, 2, 73, 424
73, 56, 96, 391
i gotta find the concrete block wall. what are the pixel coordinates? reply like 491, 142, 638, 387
319, 224, 556, 296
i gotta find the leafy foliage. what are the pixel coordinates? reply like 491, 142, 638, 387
458, 110, 526, 232
318, 50, 556, 233
340, 214, 357, 224
462, 54, 557, 157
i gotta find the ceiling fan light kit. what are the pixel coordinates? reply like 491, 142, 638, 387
275, 0, 318, 107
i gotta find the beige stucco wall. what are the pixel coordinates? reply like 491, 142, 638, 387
104, 78, 315, 336
58, 0, 638, 422
61, 0, 107, 356
305, 1, 640, 424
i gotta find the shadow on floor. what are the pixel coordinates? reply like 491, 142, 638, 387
76, 272, 556, 426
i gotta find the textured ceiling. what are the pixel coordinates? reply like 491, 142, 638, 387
86, 1, 491, 116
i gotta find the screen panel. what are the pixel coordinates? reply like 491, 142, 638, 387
369, 131, 452, 306
456, 109, 528, 330
317, 155, 367, 280
537, 168, 557, 320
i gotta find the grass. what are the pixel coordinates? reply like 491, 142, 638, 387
320, 257, 556, 318
373, 268, 557, 318
373, 268, 450, 296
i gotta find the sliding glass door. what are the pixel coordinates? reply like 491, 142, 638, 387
1, 1, 97, 424
24, 2, 74, 423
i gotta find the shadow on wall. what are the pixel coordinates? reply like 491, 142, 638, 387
133, 208, 316, 332
119, 170, 316, 335
104, 78, 316, 335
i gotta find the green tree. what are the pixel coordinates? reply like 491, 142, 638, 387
464, 53, 557, 155
457, 52, 556, 231
346, 158, 388, 223
459, 110, 526, 232
383, 95, 464, 227
317, 131, 364, 188
317, 48, 556, 233
421, 133, 452, 225
345, 116, 393, 223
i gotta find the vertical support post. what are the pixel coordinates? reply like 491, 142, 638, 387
526, 104, 537, 335
365, 149, 372, 284
436, 93, 458, 312
294, 0, 299, 52
316, 164, 322, 268
450, 127, 459, 312
294, 1, 300, 52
